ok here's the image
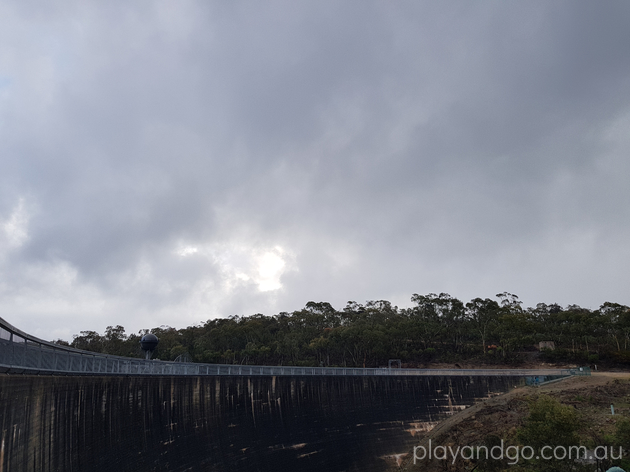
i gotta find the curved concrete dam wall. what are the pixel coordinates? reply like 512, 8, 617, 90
0, 374, 530, 472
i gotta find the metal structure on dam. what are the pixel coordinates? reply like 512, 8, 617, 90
0, 316, 586, 472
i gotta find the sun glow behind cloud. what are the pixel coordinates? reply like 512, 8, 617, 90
176, 242, 292, 293
256, 248, 286, 292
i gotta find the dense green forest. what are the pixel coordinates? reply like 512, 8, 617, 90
56, 293, 630, 367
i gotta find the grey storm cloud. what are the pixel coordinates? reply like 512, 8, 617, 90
0, 0, 630, 340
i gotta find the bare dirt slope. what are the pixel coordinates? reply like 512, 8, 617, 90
393, 372, 630, 471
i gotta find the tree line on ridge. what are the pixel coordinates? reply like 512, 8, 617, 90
57, 292, 630, 368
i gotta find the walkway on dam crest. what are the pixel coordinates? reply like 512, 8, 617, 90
0, 316, 587, 378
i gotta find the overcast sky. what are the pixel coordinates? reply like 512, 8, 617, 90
1, 1, 630, 341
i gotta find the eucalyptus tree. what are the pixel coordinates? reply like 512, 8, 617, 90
465, 298, 501, 354
599, 302, 630, 351
410, 293, 466, 352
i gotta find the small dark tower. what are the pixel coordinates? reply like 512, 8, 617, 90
140, 333, 159, 360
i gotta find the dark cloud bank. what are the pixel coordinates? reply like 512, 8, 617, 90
0, 1, 629, 340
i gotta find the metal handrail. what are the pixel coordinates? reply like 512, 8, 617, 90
0, 316, 578, 378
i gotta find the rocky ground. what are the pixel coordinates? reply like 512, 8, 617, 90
390, 372, 630, 471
